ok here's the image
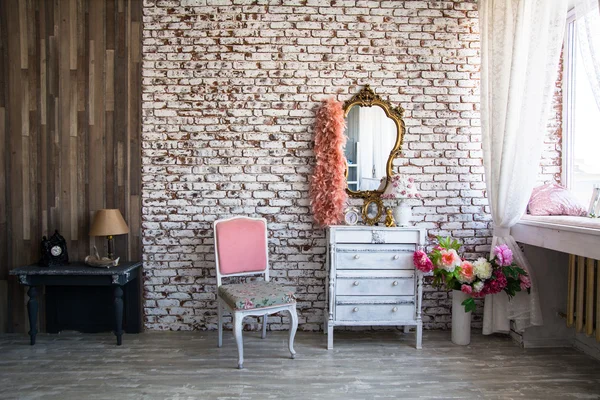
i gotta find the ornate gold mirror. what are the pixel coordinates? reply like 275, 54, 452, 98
343, 85, 406, 225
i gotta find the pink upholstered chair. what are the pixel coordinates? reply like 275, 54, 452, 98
214, 216, 298, 369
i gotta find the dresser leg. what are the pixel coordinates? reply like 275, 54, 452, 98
27, 286, 38, 346
327, 324, 333, 350
114, 286, 124, 346
403, 325, 410, 334
416, 321, 423, 350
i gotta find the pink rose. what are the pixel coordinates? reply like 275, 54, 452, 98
494, 244, 513, 266
461, 284, 472, 295
413, 250, 434, 273
458, 261, 475, 283
519, 274, 531, 291
408, 177, 414, 183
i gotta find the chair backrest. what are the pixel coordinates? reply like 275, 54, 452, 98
213, 216, 269, 286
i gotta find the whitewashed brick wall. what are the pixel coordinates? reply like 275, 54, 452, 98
141, 0, 561, 331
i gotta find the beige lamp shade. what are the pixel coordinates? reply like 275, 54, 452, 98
89, 209, 130, 236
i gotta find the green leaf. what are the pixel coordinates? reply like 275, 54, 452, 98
514, 267, 527, 276
461, 297, 476, 313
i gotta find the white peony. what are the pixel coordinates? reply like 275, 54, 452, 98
473, 281, 484, 293
473, 257, 493, 280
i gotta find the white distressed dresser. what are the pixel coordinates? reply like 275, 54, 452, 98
325, 225, 426, 349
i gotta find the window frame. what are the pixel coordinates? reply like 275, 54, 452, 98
562, 9, 577, 189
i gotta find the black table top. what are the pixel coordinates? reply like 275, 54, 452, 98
9, 261, 142, 276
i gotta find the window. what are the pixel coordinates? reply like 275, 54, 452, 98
563, 9, 600, 209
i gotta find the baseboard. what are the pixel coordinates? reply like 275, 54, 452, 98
573, 335, 600, 362
0, 280, 7, 333
520, 338, 573, 348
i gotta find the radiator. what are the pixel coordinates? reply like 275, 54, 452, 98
567, 255, 600, 342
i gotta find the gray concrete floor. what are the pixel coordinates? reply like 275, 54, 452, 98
1, 330, 599, 399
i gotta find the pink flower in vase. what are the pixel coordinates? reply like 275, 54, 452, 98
439, 249, 461, 272
487, 270, 508, 294
519, 274, 531, 290
461, 284, 472, 295
413, 250, 434, 273
494, 244, 513, 266
458, 261, 475, 283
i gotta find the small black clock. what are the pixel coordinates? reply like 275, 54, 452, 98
40, 230, 69, 267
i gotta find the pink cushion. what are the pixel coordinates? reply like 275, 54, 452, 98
528, 184, 587, 216
215, 218, 267, 275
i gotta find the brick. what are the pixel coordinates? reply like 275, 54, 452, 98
141, 0, 560, 333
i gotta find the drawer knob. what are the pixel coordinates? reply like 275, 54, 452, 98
353, 307, 359, 312
353, 281, 360, 286
392, 307, 398, 312
393, 255, 399, 260
392, 281, 398, 286
354, 254, 360, 259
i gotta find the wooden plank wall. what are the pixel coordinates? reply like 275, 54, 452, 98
0, 0, 142, 333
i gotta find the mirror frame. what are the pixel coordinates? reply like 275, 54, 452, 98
343, 85, 406, 225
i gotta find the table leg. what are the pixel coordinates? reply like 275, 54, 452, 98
114, 286, 124, 346
27, 286, 38, 345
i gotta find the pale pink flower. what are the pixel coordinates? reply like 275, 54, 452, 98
494, 244, 513, 266
439, 248, 461, 272
243, 299, 254, 309
519, 274, 531, 291
458, 261, 475, 283
461, 284, 472, 295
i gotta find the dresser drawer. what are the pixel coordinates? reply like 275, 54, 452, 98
333, 228, 422, 245
336, 276, 414, 296
336, 303, 414, 322
336, 246, 414, 270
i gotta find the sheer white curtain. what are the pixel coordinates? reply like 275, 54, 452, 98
575, 0, 600, 110
479, 0, 568, 334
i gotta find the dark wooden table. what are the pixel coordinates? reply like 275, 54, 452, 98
9, 261, 142, 346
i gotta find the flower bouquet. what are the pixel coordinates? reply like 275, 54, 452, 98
413, 236, 531, 312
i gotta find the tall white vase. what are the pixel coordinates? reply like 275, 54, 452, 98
451, 289, 472, 345
393, 201, 412, 227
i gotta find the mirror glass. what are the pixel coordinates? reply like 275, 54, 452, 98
344, 105, 397, 192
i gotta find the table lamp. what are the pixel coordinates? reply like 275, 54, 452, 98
89, 209, 130, 260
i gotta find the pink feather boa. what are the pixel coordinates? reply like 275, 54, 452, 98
310, 98, 348, 227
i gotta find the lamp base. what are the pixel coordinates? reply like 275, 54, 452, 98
107, 235, 114, 260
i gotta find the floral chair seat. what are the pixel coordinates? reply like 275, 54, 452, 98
218, 281, 296, 311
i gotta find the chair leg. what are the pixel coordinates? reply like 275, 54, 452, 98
261, 314, 267, 339
288, 306, 298, 359
233, 312, 244, 369
217, 299, 223, 348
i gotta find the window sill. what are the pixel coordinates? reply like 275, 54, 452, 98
512, 215, 600, 259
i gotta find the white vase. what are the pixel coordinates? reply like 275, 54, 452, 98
393, 201, 412, 227
451, 289, 472, 345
